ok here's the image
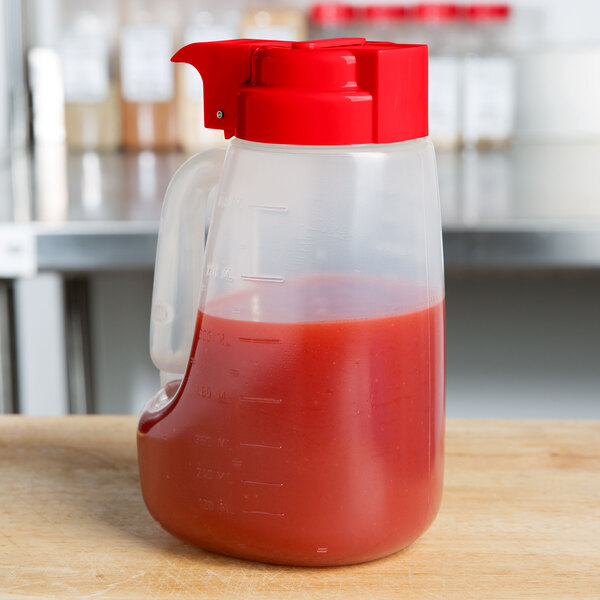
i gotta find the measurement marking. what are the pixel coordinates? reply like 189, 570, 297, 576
240, 275, 285, 283
317, 548, 328, 554
241, 480, 284, 487
238, 337, 282, 344
242, 510, 285, 517
249, 204, 289, 212
239, 442, 283, 449
230, 369, 240, 376
240, 396, 282, 404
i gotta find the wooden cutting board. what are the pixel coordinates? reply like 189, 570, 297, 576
0, 417, 598, 599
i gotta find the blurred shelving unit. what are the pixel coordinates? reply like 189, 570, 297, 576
1, 141, 600, 419
2, 142, 600, 273
1, 0, 599, 423
4, 0, 600, 420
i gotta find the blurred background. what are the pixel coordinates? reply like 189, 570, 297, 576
0, 0, 599, 418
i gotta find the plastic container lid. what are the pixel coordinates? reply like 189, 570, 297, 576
310, 4, 357, 26
464, 4, 511, 21
413, 3, 459, 22
364, 5, 408, 23
172, 38, 428, 145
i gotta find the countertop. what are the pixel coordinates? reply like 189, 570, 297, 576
1, 142, 600, 274
1, 417, 598, 599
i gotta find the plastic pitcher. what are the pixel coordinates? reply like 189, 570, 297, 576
138, 38, 445, 566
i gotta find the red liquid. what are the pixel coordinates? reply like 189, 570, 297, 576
138, 277, 445, 566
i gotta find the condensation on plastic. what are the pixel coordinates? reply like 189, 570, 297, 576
151, 137, 443, 382
150, 147, 225, 382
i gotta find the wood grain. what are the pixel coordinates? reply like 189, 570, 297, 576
0, 417, 598, 599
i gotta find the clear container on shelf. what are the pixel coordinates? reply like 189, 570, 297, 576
59, 0, 120, 151
364, 5, 408, 42
461, 4, 515, 149
26, 0, 66, 145
412, 3, 461, 150
241, 2, 306, 41
308, 4, 359, 40
119, 0, 179, 150
177, 2, 239, 153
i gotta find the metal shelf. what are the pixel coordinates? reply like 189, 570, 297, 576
2, 142, 600, 274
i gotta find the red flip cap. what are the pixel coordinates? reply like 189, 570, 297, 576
172, 38, 428, 145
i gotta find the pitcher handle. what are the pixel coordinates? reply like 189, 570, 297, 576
150, 148, 225, 385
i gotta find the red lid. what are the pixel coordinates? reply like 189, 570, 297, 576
310, 3, 356, 26
413, 3, 459, 21
465, 4, 511, 21
172, 38, 428, 145
365, 5, 407, 23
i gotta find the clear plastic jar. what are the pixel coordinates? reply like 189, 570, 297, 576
26, 0, 66, 145
241, 3, 306, 41
412, 3, 461, 150
177, 3, 239, 153
119, 0, 179, 150
59, 0, 120, 151
461, 4, 515, 149
308, 3, 359, 40
364, 5, 408, 43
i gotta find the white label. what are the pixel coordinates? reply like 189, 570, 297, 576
0, 225, 37, 277
120, 25, 174, 103
463, 55, 515, 143
241, 25, 297, 41
60, 32, 110, 103
184, 24, 238, 101
428, 56, 460, 145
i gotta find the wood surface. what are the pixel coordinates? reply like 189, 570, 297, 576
0, 417, 598, 599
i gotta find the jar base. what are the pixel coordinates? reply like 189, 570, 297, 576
155, 518, 424, 567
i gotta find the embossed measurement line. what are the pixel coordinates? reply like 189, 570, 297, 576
240, 396, 282, 404
317, 548, 328, 553
242, 510, 285, 517
240, 275, 285, 283
248, 205, 289, 212
238, 337, 282, 344
239, 442, 283, 449
241, 480, 284, 487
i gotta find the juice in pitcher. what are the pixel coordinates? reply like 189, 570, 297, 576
138, 39, 445, 566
